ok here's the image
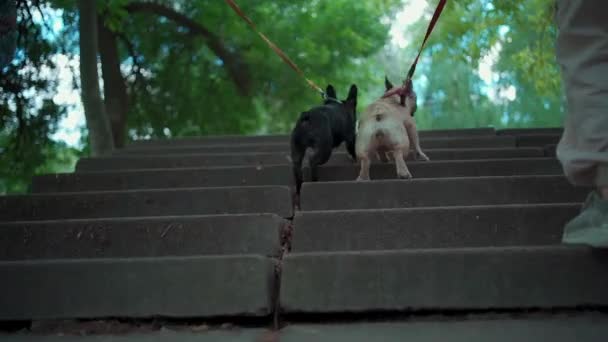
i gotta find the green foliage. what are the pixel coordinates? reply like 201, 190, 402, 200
0, 1, 81, 194
98, 0, 130, 32
121, 0, 400, 137
1, 0, 567, 193
413, 0, 564, 129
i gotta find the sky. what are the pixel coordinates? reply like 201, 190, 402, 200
31, 7, 85, 147
39, 0, 507, 148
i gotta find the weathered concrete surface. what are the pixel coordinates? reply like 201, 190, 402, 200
130, 133, 289, 146
291, 204, 578, 252
0, 186, 292, 222
115, 136, 517, 155
75, 148, 545, 172
125, 128, 498, 148
497, 127, 563, 136
1, 329, 271, 341
544, 144, 557, 157
299, 175, 587, 211
280, 246, 608, 313
32, 158, 561, 192
32, 165, 293, 192
310, 157, 562, 182
0, 214, 284, 260
78, 152, 294, 170
4, 313, 607, 341
279, 313, 608, 342
516, 134, 561, 147
0, 255, 275, 320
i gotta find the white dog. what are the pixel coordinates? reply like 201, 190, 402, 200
355, 77, 429, 180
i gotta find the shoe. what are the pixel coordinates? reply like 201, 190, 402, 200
562, 190, 608, 247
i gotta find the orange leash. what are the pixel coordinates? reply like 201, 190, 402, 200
224, 0, 326, 97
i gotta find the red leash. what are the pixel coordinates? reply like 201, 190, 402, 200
382, 0, 448, 100
224, 0, 326, 97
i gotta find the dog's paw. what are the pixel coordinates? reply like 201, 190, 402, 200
397, 171, 413, 180
356, 176, 370, 181
416, 151, 430, 161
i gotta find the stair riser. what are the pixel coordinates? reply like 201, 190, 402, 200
281, 247, 608, 313
75, 148, 546, 172
0, 215, 284, 260
33, 158, 561, 192
300, 176, 588, 211
0, 256, 275, 320
0, 187, 293, 222
291, 205, 578, 252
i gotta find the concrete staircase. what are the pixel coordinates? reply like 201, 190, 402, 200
2, 127, 608, 341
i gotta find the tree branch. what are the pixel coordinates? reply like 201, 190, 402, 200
116, 32, 144, 89
124, 1, 252, 95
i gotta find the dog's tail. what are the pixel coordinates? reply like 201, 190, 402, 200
290, 142, 305, 195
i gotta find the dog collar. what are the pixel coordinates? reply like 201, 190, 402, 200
322, 92, 343, 104
381, 85, 410, 99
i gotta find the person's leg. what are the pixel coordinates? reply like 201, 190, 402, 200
555, 0, 608, 246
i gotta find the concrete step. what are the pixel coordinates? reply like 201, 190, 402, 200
291, 204, 578, 252
33, 158, 562, 193
126, 128, 498, 148
130, 134, 289, 146
4, 313, 608, 341
78, 152, 294, 170
312, 157, 562, 183
116, 136, 517, 155
33, 165, 293, 192
278, 314, 608, 342
75, 148, 545, 172
0, 214, 285, 260
0, 255, 275, 320
1, 330, 266, 341
497, 127, 563, 136
280, 246, 608, 313
545, 144, 557, 157
516, 134, 561, 147
299, 175, 587, 211
0, 186, 292, 222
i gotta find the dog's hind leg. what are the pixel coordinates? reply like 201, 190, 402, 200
404, 119, 430, 161
355, 126, 374, 180
394, 146, 413, 179
309, 145, 332, 183
345, 135, 357, 163
356, 152, 372, 181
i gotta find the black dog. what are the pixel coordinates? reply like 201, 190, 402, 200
290, 84, 358, 195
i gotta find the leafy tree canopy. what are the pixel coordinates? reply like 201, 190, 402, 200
1, 0, 563, 193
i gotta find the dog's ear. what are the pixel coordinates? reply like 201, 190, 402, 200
325, 85, 337, 99
344, 84, 358, 111
385, 76, 394, 91
346, 84, 358, 103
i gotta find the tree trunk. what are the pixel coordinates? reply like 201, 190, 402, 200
78, 0, 114, 155
0, 0, 17, 69
97, 15, 129, 148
